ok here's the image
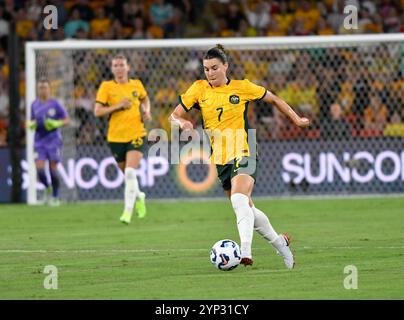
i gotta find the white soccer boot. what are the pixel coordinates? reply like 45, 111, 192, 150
273, 233, 295, 270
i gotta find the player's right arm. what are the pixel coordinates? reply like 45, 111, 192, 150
94, 81, 131, 118
94, 99, 130, 117
169, 81, 201, 130
169, 104, 193, 130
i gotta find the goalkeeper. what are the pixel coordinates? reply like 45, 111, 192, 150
27, 79, 70, 206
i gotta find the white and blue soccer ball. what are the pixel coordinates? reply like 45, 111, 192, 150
210, 239, 241, 271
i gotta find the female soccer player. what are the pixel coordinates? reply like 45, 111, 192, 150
94, 54, 152, 224
28, 79, 70, 206
169, 45, 310, 268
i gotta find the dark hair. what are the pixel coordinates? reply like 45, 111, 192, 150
112, 54, 128, 62
204, 44, 228, 64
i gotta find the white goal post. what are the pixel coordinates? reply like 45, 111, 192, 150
25, 33, 404, 204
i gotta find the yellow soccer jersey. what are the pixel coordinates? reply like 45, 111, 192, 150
96, 79, 147, 142
179, 79, 266, 164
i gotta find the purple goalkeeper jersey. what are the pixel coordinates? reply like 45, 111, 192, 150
31, 98, 67, 149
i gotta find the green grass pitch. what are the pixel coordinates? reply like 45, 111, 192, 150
1, 197, 403, 299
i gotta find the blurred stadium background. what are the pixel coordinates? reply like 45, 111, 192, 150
2, 0, 403, 203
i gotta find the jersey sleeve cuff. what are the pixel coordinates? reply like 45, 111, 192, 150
257, 88, 267, 100
96, 100, 108, 106
178, 96, 191, 112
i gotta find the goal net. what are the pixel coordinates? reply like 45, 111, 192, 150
25, 34, 404, 204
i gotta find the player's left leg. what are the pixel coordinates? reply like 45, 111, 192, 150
35, 158, 51, 204
128, 137, 148, 219
250, 204, 295, 270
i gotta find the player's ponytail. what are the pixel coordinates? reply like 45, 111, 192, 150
204, 44, 228, 64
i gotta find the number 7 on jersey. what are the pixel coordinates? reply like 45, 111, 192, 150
216, 107, 223, 122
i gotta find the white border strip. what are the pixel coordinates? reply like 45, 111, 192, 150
26, 34, 404, 50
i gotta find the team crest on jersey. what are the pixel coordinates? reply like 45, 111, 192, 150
229, 95, 240, 104
132, 91, 139, 98
47, 108, 56, 117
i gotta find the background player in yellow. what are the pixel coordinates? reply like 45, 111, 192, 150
170, 45, 310, 268
94, 54, 152, 224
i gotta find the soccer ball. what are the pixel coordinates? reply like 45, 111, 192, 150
210, 239, 241, 271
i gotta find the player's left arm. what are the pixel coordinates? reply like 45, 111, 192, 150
140, 95, 152, 121
261, 90, 310, 128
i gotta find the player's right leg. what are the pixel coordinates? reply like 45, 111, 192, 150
35, 157, 51, 205
109, 142, 135, 224
229, 174, 255, 267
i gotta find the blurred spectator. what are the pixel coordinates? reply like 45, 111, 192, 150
357, 5, 383, 33
294, 0, 320, 34
273, 0, 294, 35
291, 76, 318, 118
363, 93, 388, 135
0, 127, 7, 146
168, 0, 191, 22
0, 7, 10, 38
317, 16, 335, 35
149, 0, 175, 37
15, 8, 34, 39
383, 112, 404, 137
383, 6, 401, 32
123, 0, 144, 26
154, 78, 176, 104
291, 16, 311, 35
337, 79, 355, 115
64, 9, 90, 38
216, 17, 234, 37
131, 17, 152, 39
90, 7, 111, 38
241, 0, 271, 34
70, 0, 94, 21
0, 85, 9, 117
223, 2, 245, 33
237, 18, 258, 37
351, 67, 371, 130
167, 2, 187, 38
317, 66, 339, 125
266, 18, 286, 36
322, 102, 351, 140
26, 0, 42, 18
327, 0, 345, 32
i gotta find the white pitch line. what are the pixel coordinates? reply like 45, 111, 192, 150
0, 246, 404, 254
